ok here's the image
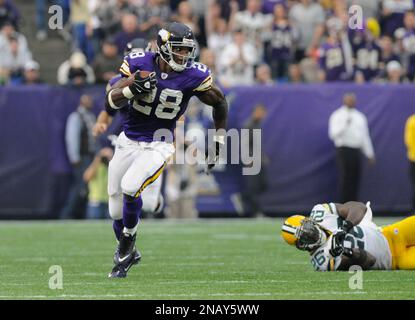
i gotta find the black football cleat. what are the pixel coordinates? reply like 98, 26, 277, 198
108, 232, 141, 278
108, 249, 141, 278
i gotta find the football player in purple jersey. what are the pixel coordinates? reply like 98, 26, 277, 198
94, 22, 228, 278
94, 38, 167, 220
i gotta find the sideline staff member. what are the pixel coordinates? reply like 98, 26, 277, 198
329, 93, 375, 202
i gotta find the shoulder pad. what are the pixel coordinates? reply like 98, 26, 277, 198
190, 62, 213, 93
119, 51, 156, 77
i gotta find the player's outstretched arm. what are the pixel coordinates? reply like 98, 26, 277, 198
334, 201, 367, 232
197, 84, 228, 171
336, 248, 376, 271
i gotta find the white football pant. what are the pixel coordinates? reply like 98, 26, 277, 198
108, 132, 175, 220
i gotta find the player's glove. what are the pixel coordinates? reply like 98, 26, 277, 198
129, 71, 157, 95
341, 220, 354, 233
205, 135, 225, 174
329, 230, 347, 257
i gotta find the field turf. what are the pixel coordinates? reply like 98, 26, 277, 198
0, 218, 414, 300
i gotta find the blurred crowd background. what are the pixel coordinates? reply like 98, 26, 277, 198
1, 0, 415, 87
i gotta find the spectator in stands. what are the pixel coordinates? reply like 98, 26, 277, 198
255, 63, 274, 85
328, 93, 375, 203
352, 18, 382, 83
215, 0, 244, 22
22, 60, 42, 85
70, 0, 94, 62
173, 1, 201, 41
384, 59, 409, 83
207, 18, 232, 54
288, 63, 305, 83
190, 0, 209, 46
92, 38, 123, 84
114, 13, 145, 55
405, 113, 415, 210
289, 0, 325, 63
61, 94, 96, 219
262, 0, 286, 15
381, 0, 413, 37
199, 46, 226, 90
138, 0, 171, 39
57, 51, 96, 86
379, 35, 402, 71
230, 0, 273, 56
83, 147, 113, 219
241, 104, 269, 217
0, 22, 32, 84
401, 10, 415, 81
92, 0, 136, 38
206, 0, 223, 34
187, 0, 208, 18
0, 0, 20, 29
219, 29, 259, 87
267, 3, 294, 80
199, 47, 218, 78
317, 18, 353, 82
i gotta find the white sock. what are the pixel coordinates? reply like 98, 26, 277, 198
123, 225, 138, 236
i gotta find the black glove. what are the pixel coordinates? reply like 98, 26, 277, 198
329, 230, 347, 257
205, 140, 223, 174
342, 247, 353, 257
129, 71, 157, 95
341, 220, 354, 233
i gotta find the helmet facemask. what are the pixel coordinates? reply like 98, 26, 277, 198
295, 218, 327, 251
159, 39, 196, 72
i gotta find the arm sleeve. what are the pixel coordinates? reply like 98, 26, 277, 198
193, 74, 213, 94
192, 64, 213, 95
65, 113, 81, 164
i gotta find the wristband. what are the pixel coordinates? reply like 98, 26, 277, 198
213, 135, 225, 145
122, 86, 134, 99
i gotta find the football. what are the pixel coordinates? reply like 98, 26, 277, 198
112, 70, 152, 90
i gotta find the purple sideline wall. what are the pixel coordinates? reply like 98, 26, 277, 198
0, 84, 414, 218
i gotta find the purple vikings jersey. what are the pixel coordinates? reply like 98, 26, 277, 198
270, 23, 292, 60
318, 42, 347, 81
353, 40, 381, 81
117, 51, 212, 142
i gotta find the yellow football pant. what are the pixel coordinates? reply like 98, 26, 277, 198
382, 216, 415, 270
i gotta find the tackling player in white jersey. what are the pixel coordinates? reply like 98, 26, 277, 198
281, 202, 415, 271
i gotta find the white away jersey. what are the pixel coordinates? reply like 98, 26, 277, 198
309, 202, 392, 271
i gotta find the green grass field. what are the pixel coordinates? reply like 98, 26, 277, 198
0, 218, 414, 300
